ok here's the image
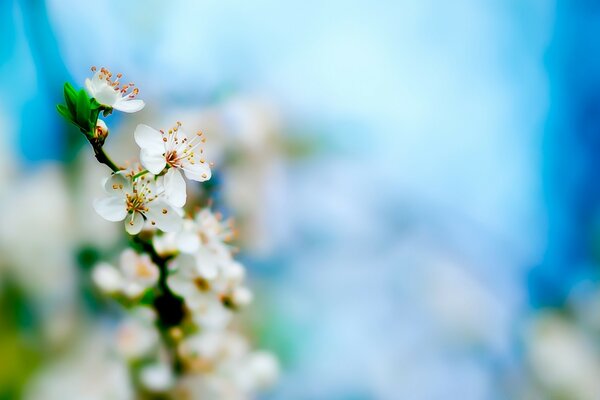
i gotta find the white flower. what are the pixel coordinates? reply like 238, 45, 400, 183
92, 249, 159, 298
176, 209, 235, 255
139, 362, 174, 392
93, 172, 181, 235
241, 351, 279, 391
176, 331, 278, 397
167, 253, 220, 308
85, 67, 145, 113
116, 307, 159, 360
134, 123, 211, 207
167, 252, 233, 329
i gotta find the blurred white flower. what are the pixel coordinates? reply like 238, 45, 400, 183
184, 209, 235, 254
167, 253, 219, 305
235, 351, 279, 392
177, 331, 278, 398
25, 331, 133, 400
116, 307, 160, 360
139, 362, 175, 392
85, 67, 145, 113
92, 249, 159, 298
93, 172, 181, 234
153, 208, 234, 257
526, 312, 600, 400
134, 122, 211, 207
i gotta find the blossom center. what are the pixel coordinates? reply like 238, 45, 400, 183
193, 277, 210, 292
136, 262, 154, 278
165, 150, 181, 168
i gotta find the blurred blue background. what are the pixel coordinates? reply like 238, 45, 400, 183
3, 0, 600, 399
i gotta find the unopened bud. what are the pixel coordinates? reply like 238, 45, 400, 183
95, 119, 109, 140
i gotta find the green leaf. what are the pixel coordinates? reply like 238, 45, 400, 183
56, 104, 72, 123
63, 83, 77, 115
76, 89, 91, 132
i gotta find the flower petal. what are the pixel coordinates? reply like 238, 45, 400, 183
191, 299, 232, 330
115, 99, 145, 113
93, 196, 127, 221
93, 83, 121, 107
146, 201, 182, 233
119, 248, 139, 274
125, 212, 145, 235
104, 172, 132, 195
177, 229, 200, 254
172, 254, 198, 279
84, 78, 96, 97
92, 263, 123, 293
162, 168, 186, 208
182, 161, 211, 182
166, 273, 194, 297
195, 247, 220, 280
141, 149, 167, 174
134, 124, 165, 153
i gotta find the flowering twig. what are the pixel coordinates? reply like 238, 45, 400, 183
56, 66, 278, 396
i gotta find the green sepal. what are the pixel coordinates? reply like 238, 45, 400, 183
55, 104, 72, 123
76, 89, 91, 132
63, 82, 78, 116
138, 289, 156, 306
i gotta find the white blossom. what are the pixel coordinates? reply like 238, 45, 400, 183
92, 249, 159, 298
139, 362, 175, 392
85, 67, 145, 113
180, 208, 235, 255
176, 331, 278, 398
93, 172, 181, 235
116, 307, 160, 360
134, 122, 211, 207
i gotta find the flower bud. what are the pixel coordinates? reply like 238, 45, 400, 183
95, 119, 109, 140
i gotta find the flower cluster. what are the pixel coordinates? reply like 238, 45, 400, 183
57, 67, 278, 398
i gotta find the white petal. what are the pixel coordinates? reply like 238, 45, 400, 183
93, 196, 127, 221
166, 274, 194, 297
119, 248, 139, 274
134, 124, 165, 153
104, 172, 131, 195
222, 260, 245, 284
139, 363, 174, 392
84, 78, 96, 97
122, 251, 159, 286
140, 149, 167, 174
182, 161, 211, 182
93, 83, 121, 107
125, 212, 145, 235
92, 263, 122, 293
114, 99, 145, 113
172, 254, 199, 279
153, 233, 178, 256
232, 286, 253, 306
162, 168, 186, 208
177, 230, 200, 254
245, 352, 279, 390
191, 299, 232, 330
195, 247, 220, 279
122, 282, 145, 298
146, 201, 182, 233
